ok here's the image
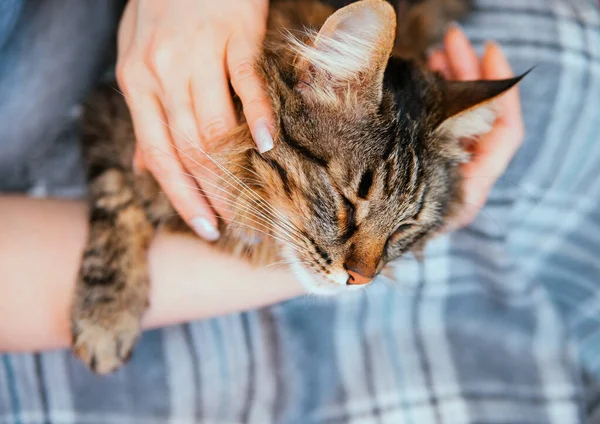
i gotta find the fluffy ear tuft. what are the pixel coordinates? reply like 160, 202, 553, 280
435, 74, 525, 140
289, 0, 396, 102
437, 100, 498, 141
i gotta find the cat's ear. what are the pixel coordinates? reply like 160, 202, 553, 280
291, 0, 396, 103
435, 74, 525, 140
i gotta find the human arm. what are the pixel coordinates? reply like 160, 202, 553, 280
0, 196, 303, 352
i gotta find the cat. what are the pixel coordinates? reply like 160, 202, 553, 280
72, 0, 524, 374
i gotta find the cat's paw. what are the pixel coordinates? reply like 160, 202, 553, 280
71, 311, 140, 375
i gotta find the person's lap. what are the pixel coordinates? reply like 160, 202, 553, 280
2, 0, 600, 423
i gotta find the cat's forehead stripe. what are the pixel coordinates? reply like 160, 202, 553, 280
381, 122, 399, 160
267, 158, 292, 196
380, 144, 421, 200
408, 145, 420, 191
357, 169, 373, 199
250, 150, 292, 196
383, 156, 397, 196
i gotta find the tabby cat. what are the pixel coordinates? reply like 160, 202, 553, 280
73, 0, 524, 374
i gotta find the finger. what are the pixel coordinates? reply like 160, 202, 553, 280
159, 78, 213, 172
460, 41, 524, 206
444, 24, 481, 81
466, 42, 523, 173
455, 44, 524, 228
227, 34, 274, 153
427, 48, 453, 79
128, 92, 220, 241
159, 79, 233, 223
189, 63, 239, 223
460, 116, 523, 223
117, 0, 137, 57
189, 58, 238, 149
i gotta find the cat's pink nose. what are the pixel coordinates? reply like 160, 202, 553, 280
346, 270, 372, 286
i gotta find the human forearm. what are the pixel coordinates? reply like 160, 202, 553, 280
0, 196, 303, 351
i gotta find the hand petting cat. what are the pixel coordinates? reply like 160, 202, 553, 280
428, 25, 525, 230
114, 0, 522, 240
115, 0, 274, 241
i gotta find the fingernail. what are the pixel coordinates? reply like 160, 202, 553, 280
191, 217, 220, 241
253, 119, 274, 153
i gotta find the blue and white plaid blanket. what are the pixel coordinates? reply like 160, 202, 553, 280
2, 0, 600, 422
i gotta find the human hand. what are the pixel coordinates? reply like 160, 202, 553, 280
116, 0, 274, 240
428, 25, 525, 229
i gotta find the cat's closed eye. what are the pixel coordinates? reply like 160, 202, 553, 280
388, 222, 418, 244
341, 196, 357, 238
395, 223, 415, 233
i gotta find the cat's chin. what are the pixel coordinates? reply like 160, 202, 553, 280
283, 250, 363, 296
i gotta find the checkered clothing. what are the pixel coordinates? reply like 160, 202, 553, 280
2, 0, 600, 422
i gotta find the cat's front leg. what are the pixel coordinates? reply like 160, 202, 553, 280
71, 168, 154, 374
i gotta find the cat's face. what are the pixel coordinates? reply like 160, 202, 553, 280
234, 0, 521, 294
263, 92, 451, 294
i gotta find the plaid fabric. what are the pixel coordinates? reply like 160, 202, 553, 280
2, 0, 600, 422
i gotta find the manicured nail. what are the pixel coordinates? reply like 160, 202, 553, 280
253, 119, 274, 153
191, 217, 220, 241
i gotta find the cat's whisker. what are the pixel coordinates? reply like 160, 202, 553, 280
173, 175, 308, 247
227, 177, 264, 186
260, 258, 310, 271
225, 221, 307, 254
111, 87, 283, 222
169, 126, 307, 239
224, 158, 265, 182
128, 115, 307, 243
148, 198, 306, 252
194, 162, 308, 242
175, 174, 285, 229
159, 180, 308, 251
171, 138, 306, 240
131, 140, 304, 244
233, 192, 307, 242
176, 171, 275, 217
176, 152, 304, 243
167, 123, 276, 208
